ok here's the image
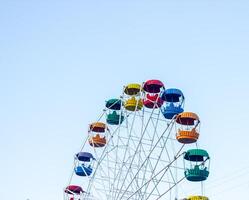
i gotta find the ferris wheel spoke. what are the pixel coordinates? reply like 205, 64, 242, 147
126, 151, 184, 200
115, 105, 159, 200
110, 125, 123, 199
110, 145, 143, 198
111, 101, 143, 200
121, 115, 176, 197
129, 119, 185, 200
144, 145, 186, 200
91, 149, 113, 199
144, 160, 178, 199
117, 104, 175, 200
155, 176, 186, 200
141, 115, 186, 199
137, 109, 164, 199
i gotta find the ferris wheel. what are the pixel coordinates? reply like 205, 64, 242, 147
64, 80, 210, 200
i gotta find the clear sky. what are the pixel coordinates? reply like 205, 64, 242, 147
1, 0, 249, 199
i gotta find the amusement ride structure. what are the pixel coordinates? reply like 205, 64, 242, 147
64, 79, 210, 200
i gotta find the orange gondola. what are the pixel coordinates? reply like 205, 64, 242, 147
175, 112, 200, 144
88, 122, 107, 147
89, 134, 106, 147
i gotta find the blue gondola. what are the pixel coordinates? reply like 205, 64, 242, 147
161, 88, 184, 119
75, 165, 93, 176
74, 152, 95, 177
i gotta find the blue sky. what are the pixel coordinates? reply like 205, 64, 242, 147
1, 0, 249, 199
